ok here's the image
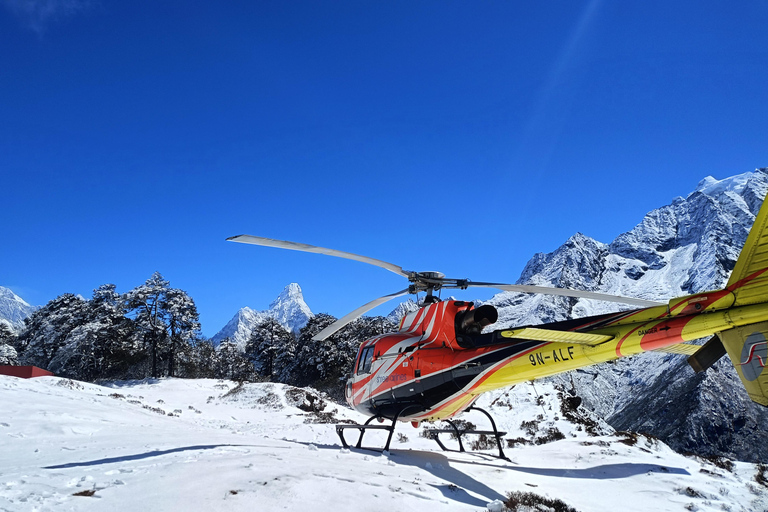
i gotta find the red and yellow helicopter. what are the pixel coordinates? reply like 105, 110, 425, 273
228, 194, 768, 457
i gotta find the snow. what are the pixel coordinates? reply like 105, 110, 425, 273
694, 172, 753, 198
2, 375, 766, 511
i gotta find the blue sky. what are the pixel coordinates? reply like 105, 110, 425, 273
2, 1, 767, 336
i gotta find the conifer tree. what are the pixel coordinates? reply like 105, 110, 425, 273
0, 323, 18, 365
215, 337, 255, 381
245, 318, 293, 380
16, 293, 89, 369
50, 284, 136, 380
164, 287, 201, 377
125, 272, 171, 378
185, 338, 217, 378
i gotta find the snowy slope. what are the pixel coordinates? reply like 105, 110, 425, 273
2, 375, 766, 512
212, 283, 313, 350
482, 168, 768, 462
0, 286, 36, 332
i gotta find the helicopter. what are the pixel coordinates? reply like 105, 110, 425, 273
228, 194, 768, 458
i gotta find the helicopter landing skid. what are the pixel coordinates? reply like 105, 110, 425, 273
426, 406, 509, 461
335, 405, 421, 453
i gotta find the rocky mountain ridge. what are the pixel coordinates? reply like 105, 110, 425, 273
483, 167, 768, 462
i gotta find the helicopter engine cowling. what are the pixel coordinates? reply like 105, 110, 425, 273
454, 304, 498, 348
457, 304, 498, 334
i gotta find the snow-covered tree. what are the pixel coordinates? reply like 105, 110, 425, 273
87, 284, 137, 378
0, 323, 17, 365
11, 276, 206, 381
283, 314, 396, 393
0, 323, 14, 344
125, 273, 204, 378
285, 313, 336, 386
215, 337, 256, 381
16, 293, 89, 369
125, 272, 171, 378
164, 287, 201, 377
245, 318, 293, 379
183, 338, 217, 378
0, 323, 18, 365
47, 284, 136, 380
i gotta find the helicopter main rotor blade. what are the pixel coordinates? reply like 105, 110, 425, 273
227, 235, 409, 278
468, 282, 664, 308
312, 288, 411, 341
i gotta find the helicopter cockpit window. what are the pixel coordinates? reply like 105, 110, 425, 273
356, 346, 374, 375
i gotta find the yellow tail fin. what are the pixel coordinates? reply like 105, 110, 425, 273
719, 193, 768, 406
727, 194, 768, 305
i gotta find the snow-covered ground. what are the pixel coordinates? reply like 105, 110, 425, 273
1, 376, 766, 512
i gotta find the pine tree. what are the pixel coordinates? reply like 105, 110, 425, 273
272, 328, 297, 384
215, 337, 255, 381
87, 284, 137, 378
163, 287, 201, 377
0, 323, 18, 365
53, 285, 137, 380
282, 314, 396, 392
286, 313, 337, 386
125, 272, 171, 378
0, 323, 14, 344
16, 293, 89, 369
245, 318, 293, 380
184, 338, 217, 378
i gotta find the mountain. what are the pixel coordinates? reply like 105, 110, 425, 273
386, 298, 420, 324
483, 167, 768, 462
212, 283, 313, 350
0, 286, 36, 332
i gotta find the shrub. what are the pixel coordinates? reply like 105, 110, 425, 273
504, 491, 580, 512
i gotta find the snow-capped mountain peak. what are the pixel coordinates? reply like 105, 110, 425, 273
386, 299, 420, 324
693, 171, 753, 198
212, 283, 313, 350
268, 283, 313, 331
0, 286, 36, 332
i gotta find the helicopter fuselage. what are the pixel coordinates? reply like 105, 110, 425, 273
345, 282, 768, 423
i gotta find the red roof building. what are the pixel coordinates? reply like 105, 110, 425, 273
0, 366, 54, 378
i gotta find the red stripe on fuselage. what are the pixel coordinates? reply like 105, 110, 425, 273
407, 342, 548, 421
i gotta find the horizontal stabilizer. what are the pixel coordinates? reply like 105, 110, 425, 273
719, 322, 768, 407
500, 328, 613, 346
654, 343, 701, 356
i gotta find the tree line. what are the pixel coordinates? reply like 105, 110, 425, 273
0, 273, 395, 396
